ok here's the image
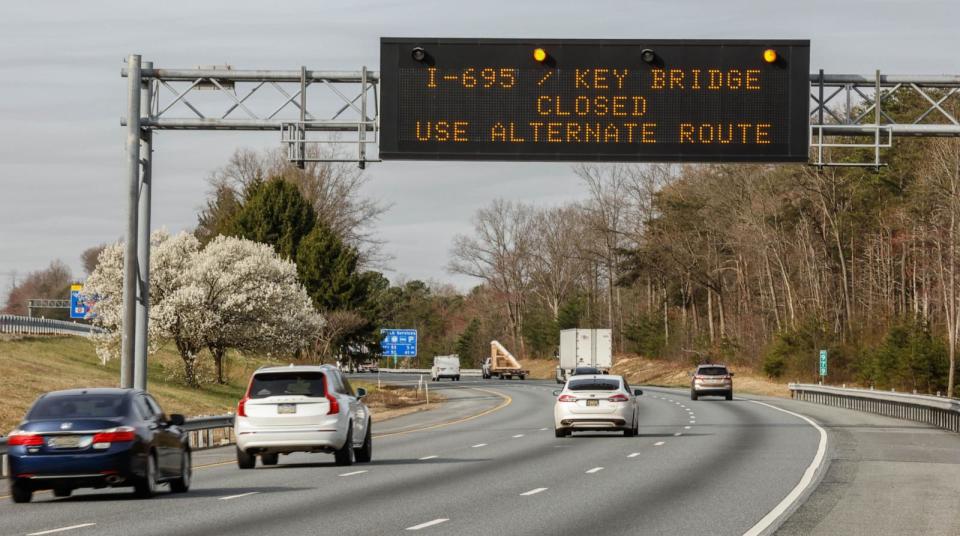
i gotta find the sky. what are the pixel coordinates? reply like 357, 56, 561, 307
1, 0, 958, 294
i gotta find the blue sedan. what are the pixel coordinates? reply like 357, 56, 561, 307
7, 388, 191, 503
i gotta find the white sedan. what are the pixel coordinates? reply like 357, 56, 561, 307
553, 375, 642, 437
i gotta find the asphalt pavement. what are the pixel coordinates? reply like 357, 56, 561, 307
0, 376, 824, 536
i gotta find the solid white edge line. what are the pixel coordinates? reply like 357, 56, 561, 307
406, 518, 449, 530
219, 491, 260, 500
520, 487, 548, 496
741, 400, 828, 536
27, 524, 96, 536
338, 470, 368, 477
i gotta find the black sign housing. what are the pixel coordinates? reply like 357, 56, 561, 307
380, 38, 810, 162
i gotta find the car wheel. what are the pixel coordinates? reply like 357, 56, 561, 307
554, 428, 567, 438
261, 453, 279, 466
170, 450, 192, 493
334, 424, 355, 466
134, 454, 159, 498
10, 480, 32, 504
726, 390, 734, 401
355, 421, 373, 463
53, 486, 72, 498
237, 447, 256, 469
690, 391, 699, 401
519, 374, 526, 380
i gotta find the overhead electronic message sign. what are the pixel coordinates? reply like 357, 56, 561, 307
380, 38, 810, 162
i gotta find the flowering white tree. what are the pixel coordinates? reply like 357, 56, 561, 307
86, 231, 322, 387
187, 235, 323, 383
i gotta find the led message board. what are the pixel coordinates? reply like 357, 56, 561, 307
380, 38, 810, 162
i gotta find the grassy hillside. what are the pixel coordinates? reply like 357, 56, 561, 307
0, 335, 273, 434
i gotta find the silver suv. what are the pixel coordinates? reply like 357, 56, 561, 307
690, 364, 734, 401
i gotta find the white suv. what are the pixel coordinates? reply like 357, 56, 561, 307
235, 365, 371, 468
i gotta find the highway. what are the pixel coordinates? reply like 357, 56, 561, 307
0, 376, 825, 536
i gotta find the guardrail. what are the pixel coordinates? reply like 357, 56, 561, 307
0, 314, 106, 337
789, 383, 960, 433
0, 415, 234, 478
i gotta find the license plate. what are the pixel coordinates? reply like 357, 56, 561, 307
586, 399, 599, 407
48, 435, 86, 448
277, 404, 297, 414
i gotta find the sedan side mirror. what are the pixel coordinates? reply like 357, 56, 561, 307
552, 390, 561, 396
356, 387, 367, 399
168, 414, 186, 426
633, 389, 643, 396
729, 372, 735, 377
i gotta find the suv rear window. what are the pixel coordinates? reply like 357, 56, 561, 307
29, 395, 127, 419
568, 378, 620, 391
697, 367, 728, 376
250, 372, 326, 398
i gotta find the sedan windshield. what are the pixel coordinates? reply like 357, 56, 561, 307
28, 395, 127, 419
568, 378, 620, 391
250, 372, 326, 398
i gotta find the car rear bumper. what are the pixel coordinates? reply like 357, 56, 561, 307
236, 427, 347, 453
693, 386, 732, 395
557, 418, 628, 430
7, 447, 141, 489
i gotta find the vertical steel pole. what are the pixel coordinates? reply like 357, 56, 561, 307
359, 66, 367, 170
134, 61, 153, 391
121, 54, 142, 389
875, 69, 882, 170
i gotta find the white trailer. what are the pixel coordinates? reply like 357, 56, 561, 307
556, 329, 612, 383
432, 355, 461, 381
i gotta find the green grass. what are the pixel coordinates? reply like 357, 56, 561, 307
0, 335, 281, 434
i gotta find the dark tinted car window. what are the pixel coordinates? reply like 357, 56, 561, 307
697, 367, 729, 376
250, 372, 326, 398
29, 395, 127, 419
568, 379, 620, 391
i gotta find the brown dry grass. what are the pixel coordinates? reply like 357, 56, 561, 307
351, 381, 444, 423
520, 354, 789, 398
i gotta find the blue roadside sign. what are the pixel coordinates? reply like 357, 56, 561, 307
70, 284, 91, 320
819, 349, 828, 377
381, 329, 418, 357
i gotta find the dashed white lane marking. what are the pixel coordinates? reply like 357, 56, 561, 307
684, 426, 691, 430
406, 519, 449, 531
628, 452, 641, 458
472, 443, 487, 448
520, 487, 548, 496
512, 434, 525, 438
539, 427, 549, 431
419, 455, 439, 460
654, 441, 665, 446
27, 524, 96, 536
339, 470, 368, 477
219, 491, 259, 500
674, 432, 682, 436
585, 467, 604, 474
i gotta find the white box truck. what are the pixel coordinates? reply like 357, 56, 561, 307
556, 329, 612, 383
432, 355, 461, 381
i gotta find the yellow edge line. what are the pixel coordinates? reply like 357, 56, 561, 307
372, 386, 512, 439
0, 386, 514, 493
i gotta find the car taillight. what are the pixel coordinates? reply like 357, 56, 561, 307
8, 431, 44, 446
324, 375, 340, 415
608, 393, 629, 402
237, 396, 249, 417
91, 427, 136, 444
558, 394, 577, 402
